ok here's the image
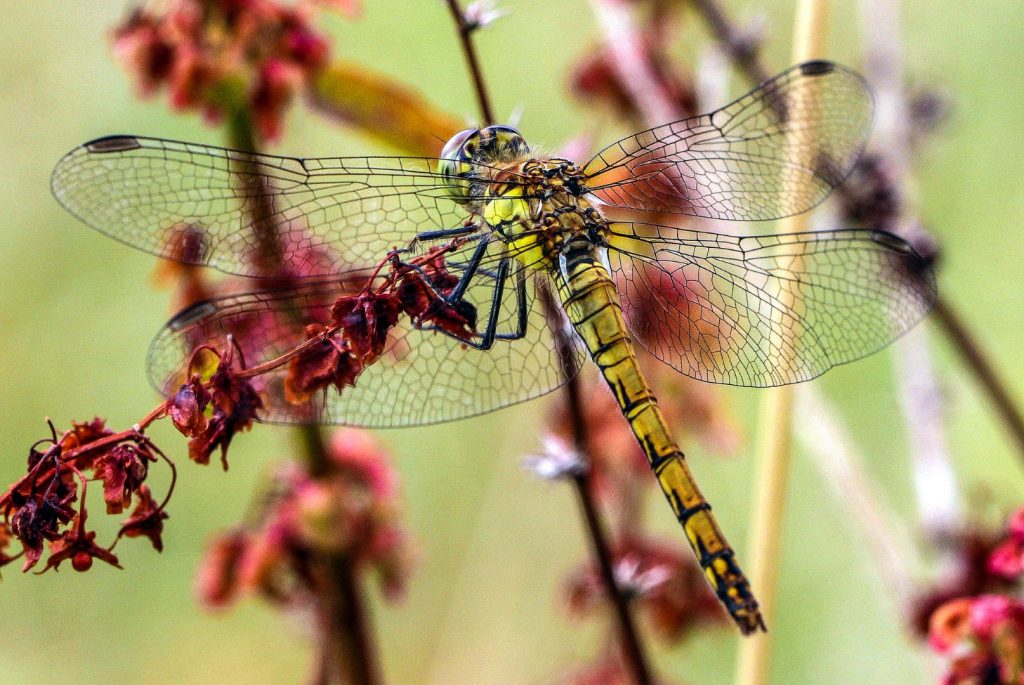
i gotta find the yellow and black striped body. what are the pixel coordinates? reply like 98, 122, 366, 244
471, 149, 765, 634
554, 239, 764, 634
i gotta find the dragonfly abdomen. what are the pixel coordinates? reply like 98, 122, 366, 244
555, 242, 766, 634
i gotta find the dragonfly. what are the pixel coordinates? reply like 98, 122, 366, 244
51, 60, 936, 634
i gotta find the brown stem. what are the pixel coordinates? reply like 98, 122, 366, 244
689, 0, 771, 85
329, 554, 379, 685
445, 3, 654, 677
932, 295, 1024, 457
444, 0, 495, 125
236, 325, 342, 380
226, 108, 380, 685
540, 288, 654, 685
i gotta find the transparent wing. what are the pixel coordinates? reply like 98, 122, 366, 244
606, 222, 935, 386
148, 239, 584, 427
583, 61, 873, 221
51, 135, 515, 277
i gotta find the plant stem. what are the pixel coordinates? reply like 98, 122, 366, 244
689, 0, 771, 85
227, 108, 380, 685
444, 0, 495, 125
328, 554, 380, 685
443, 3, 654, 679
736, 1, 828, 683
540, 289, 655, 685
932, 296, 1024, 458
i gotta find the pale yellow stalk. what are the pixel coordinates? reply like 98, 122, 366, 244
735, 1, 829, 683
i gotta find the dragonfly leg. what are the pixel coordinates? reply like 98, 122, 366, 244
459, 257, 511, 350
492, 269, 527, 342
446, 236, 490, 303
411, 224, 480, 244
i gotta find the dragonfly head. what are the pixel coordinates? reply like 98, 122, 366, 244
439, 125, 529, 204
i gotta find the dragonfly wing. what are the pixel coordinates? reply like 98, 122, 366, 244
606, 222, 936, 386
583, 61, 872, 221
51, 135, 479, 277
148, 241, 583, 427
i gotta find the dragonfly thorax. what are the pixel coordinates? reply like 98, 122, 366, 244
480, 158, 607, 271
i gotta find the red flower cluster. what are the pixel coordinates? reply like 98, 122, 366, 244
285, 247, 477, 403
930, 595, 1024, 684
0, 419, 169, 573
927, 505, 1024, 684
565, 535, 725, 643
113, 0, 358, 140
196, 428, 412, 608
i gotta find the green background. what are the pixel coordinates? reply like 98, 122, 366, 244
2, 1, 1023, 683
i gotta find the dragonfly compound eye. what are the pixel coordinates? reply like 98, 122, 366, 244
478, 125, 529, 162
439, 128, 481, 205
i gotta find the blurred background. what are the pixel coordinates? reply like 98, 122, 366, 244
2, 1, 1023, 683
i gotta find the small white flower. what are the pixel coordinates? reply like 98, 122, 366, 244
615, 553, 670, 597
464, 0, 510, 30
522, 435, 587, 480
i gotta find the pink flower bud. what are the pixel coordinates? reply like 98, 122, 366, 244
988, 538, 1024, 581
970, 595, 1024, 642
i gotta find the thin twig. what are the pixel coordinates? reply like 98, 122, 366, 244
329, 554, 380, 685
689, 0, 771, 85
443, 3, 654, 680
932, 297, 1024, 459
444, 0, 495, 125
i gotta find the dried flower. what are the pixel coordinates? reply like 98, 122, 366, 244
187, 348, 264, 468
169, 375, 211, 437
924, 506, 1024, 683
839, 154, 902, 232
195, 528, 248, 608
118, 485, 169, 553
1, 418, 175, 573
93, 443, 153, 514
40, 507, 122, 574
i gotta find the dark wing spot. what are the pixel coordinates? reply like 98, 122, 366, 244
85, 135, 144, 153
168, 301, 218, 331
800, 60, 835, 77
869, 229, 912, 254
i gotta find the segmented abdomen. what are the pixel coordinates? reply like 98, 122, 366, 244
554, 242, 765, 634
